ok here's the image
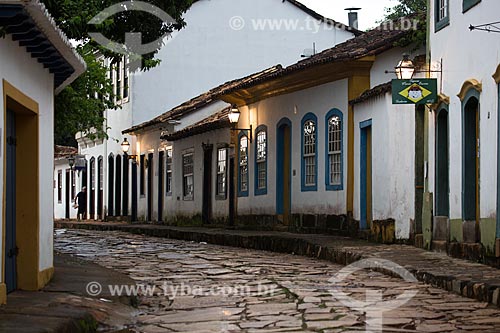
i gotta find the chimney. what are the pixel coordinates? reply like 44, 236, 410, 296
345, 7, 361, 30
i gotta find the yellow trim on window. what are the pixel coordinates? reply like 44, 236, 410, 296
457, 79, 482, 101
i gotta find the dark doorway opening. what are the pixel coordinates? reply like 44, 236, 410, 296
435, 109, 450, 217
115, 155, 122, 216
97, 156, 103, 220
463, 97, 480, 223
360, 121, 372, 230
415, 105, 425, 235
123, 158, 129, 216
90, 158, 96, 219
108, 154, 114, 217
65, 170, 70, 219
158, 151, 164, 222
276, 118, 292, 225
202, 144, 213, 224
147, 153, 153, 222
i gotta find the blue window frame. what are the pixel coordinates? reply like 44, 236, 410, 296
238, 132, 249, 197
325, 109, 343, 191
254, 125, 268, 195
301, 113, 318, 191
435, 0, 449, 32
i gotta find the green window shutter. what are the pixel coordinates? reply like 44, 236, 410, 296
463, 0, 481, 13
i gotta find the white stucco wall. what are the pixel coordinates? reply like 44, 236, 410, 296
53, 160, 78, 220
429, 0, 499, 220
353, 94, 416, 239
162, 129, 232, 221
236, 79, 349, 216
0, 34, 55, 273
131, 0, 354, 125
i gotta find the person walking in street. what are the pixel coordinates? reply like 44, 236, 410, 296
74, 186, 87, 221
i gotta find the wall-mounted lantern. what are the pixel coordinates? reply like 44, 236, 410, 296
121, 138, 138, 162
229, 105, 253, 143
395, 53, 416, 80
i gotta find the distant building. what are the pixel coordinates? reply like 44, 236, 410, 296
0, 0, 85, 304
124, 18, 424, 243
68, 0, 358, 222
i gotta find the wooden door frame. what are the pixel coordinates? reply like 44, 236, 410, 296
2, 80, 41, 304
360, 119, 372, 230
276, 118, 292, 224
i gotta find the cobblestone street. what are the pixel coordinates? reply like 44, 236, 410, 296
55, 229, 500, 333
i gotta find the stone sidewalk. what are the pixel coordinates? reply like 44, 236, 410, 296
0, 253, 137, 333
55, 220, 500, 309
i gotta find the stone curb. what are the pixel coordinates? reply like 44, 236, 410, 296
55, 221, 500, 308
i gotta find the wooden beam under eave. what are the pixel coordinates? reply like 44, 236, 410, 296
221, 59, 374, 106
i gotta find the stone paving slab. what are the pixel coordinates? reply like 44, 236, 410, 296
54, 228, 500, 333
55, 221, 500, 308
0, 253, 137, 333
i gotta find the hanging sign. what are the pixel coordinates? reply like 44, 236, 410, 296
392, 79, 438, 105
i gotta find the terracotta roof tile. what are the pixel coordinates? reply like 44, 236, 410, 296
350, 81, 392, 105
160, 107, 231, 141
54, 145, 77, 159
123, 66, 282, 134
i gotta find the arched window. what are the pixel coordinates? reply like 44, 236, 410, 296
326, 109, 343, 191
301, 113, 318, 191
255, 125, 268, 195
238, 132, 249, 197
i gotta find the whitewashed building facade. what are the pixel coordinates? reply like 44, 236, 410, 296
0, 0, 85, 303
60, 0, 358, 221
427, 0, 500, 259
125, 20, 424, 243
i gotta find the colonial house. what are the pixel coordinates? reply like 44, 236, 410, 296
66, 0, 359, 221
0, 0, 86, 304
124, 18, 425, 242
427, 0, 500, 260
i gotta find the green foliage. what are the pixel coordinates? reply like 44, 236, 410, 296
383, 0, 427, 49
42, 0, 193, 68
39, 0, 194, 145
54, 44, 116, 145
384, 0, 427, 20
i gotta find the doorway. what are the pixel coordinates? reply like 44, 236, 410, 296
202, 144, 213, 224
131, 162, 138, 221
276, 118, 292, 225
97, 156, 103, 219
123, 158, 129, 216
5, 109, 17, 293
115, 155, 122, 216
147, 153, 153, 222
435, 108, 449, 217
415, 105, 425, 235
65, 170, 70, 219
158, 151, 164, 222
108, 154, 114, 217
360, 120, 372, 230
463, 96, 480, 236
90, 158, 96, 219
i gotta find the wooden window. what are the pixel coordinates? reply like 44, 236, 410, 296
140, 155, 145, 196
57, 170, 62, 203
183, 153, 194, 200
326, 110, 343, 190
238, 134, 249, 196
166, 148, 173, 195
255, 127, 267, 195
216, 148, 227, 199
301, 113, 318, 191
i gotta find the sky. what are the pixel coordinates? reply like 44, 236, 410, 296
299, 0, 398, 30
